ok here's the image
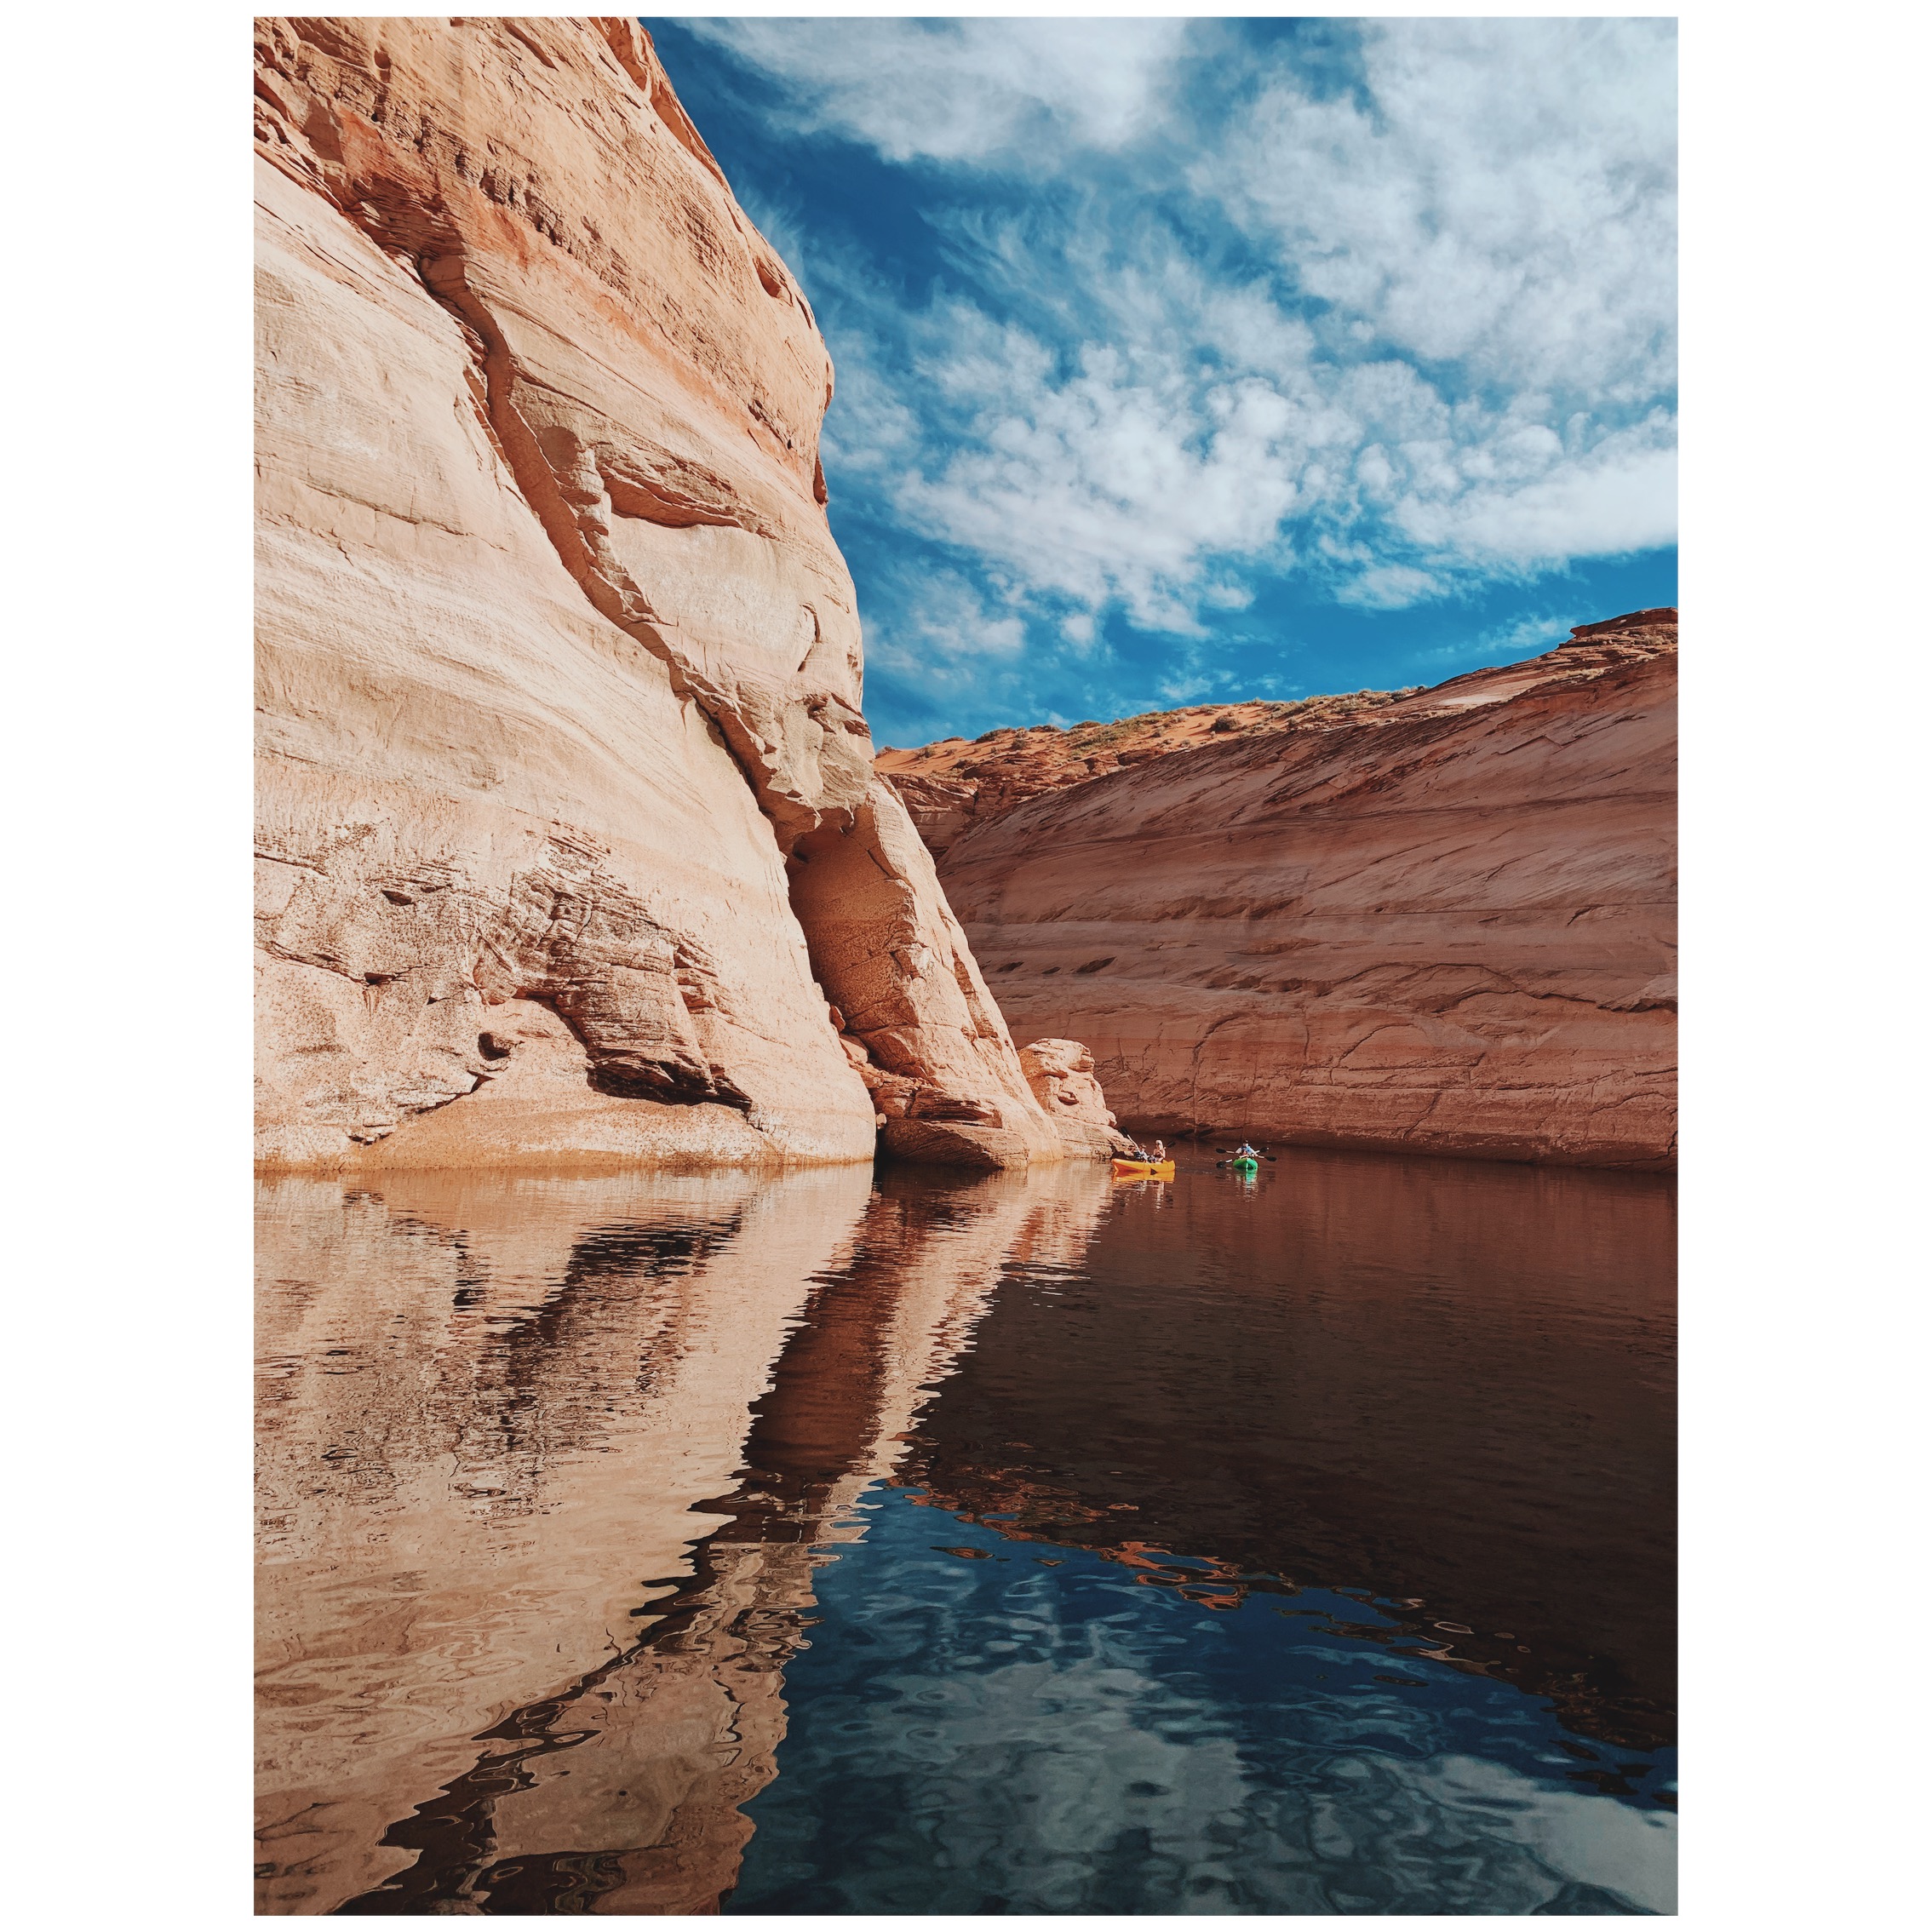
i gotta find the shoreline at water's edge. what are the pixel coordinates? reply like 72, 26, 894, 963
251, 1146, 1130, 1179
253, 1136, 1677, 1179
253, 1149, 876, 1179
1121, 1124, 1677, 1174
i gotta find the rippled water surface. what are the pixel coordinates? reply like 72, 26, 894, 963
256, 1149, 1675, 1914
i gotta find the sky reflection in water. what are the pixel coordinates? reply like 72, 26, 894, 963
727, 1487, 1673, 1915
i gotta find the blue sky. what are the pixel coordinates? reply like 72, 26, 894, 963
646, 17, 1677, 748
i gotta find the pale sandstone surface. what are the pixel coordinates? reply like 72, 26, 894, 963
893, 613, 1677, 1169
255, 17, 1061, 1171
256, 1161, 1112, 1912
1019, 1037, 1138, 1159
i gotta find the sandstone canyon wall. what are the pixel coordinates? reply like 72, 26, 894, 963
254, 17, 1060, 1172
881, 613, 1677, 1169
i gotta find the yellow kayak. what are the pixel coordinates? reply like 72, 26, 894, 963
1111, 1158, 1175, 1180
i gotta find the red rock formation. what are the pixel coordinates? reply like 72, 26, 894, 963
253, 17, 1064, 1171
887, 612, 1677, 1168
878, 685, 1423, 859
1018, 1038, 1137, 1159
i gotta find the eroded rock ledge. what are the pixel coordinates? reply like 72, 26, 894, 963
254, 17, 1065, 1171
881, 612, 1678, 1170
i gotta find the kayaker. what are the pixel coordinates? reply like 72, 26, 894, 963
1150, 1138, 1167, 1160
1235, 1140, 1259, 1159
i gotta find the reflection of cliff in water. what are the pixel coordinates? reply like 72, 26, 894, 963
257, 1161, 1112, 1915
900, 1149, 1677, 1753
260, 1150, 1671, 1914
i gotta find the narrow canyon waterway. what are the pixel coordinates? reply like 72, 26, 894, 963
256, 1148, 1675, 1916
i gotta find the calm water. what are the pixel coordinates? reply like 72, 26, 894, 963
256, 1149, 1675, 1914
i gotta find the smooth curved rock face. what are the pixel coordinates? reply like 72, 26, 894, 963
254, 17, 1061, 1169
788, 786, 1069, 1169
897, 615, 1678, 1170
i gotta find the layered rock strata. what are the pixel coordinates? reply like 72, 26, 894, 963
254, 16, 1059, 1171
878, 685, 1425, 859
886, 612, 1677, 1168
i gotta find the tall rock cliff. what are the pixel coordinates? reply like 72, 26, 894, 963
881, 612, 1677, 1169
254, 18, 1060, 1172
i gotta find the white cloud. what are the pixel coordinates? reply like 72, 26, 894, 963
688, 18, 1189, 167
1214, 19, 1677, 401
1201, 581, 1254, 612
896, 339, 1308, 631
1392, 419, 1678, 564
692, 17, 1676, 690
1339, 565, 1444, 611
835, 231, 1670, 633
865, 568, 1028, 679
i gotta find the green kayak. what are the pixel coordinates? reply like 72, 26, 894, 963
1232, 1156, 1258, 1173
